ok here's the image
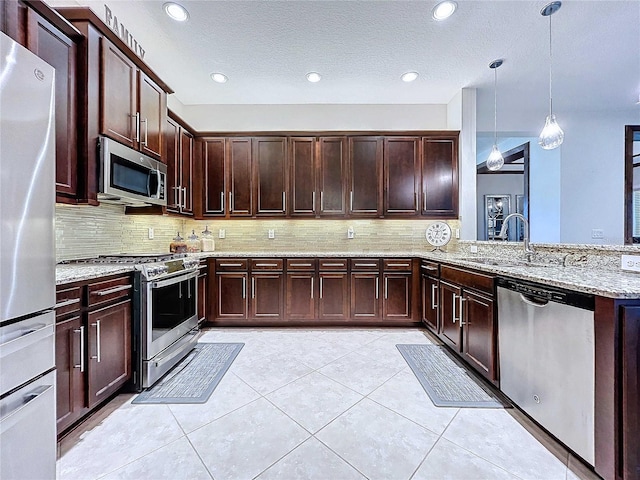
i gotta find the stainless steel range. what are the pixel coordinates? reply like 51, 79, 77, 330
65, 253, 200, 390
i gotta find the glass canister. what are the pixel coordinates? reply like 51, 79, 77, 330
200, 226, 215, 252
187, 230, 201, 253
169, 232, 187, 253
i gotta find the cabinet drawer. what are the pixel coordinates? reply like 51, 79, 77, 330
350, 259, 380, 271
87, 275, 132, 308
286, 259, 316, 271
420, 260, 440, 277
383, 259, 413, 271
319, 258, 348, 271
251, 259, 283, 271
441, 265, 494, 295
215, 259, 248, 271
55, 285, 81, 318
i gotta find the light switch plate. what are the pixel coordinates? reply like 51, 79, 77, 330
268, 229, 275, 239
347, 227, 355, 239
218, 229, 226, 239
621, 255, 640, 272
148, 227, 154, 240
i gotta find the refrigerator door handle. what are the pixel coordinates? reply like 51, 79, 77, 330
0, 384, 53, 435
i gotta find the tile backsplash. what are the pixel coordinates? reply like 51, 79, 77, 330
55, 203, 460, 261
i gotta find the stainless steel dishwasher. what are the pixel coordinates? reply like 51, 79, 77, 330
497, 277, 595, 466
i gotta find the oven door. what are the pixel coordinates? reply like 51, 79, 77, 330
142, 270, 198, 360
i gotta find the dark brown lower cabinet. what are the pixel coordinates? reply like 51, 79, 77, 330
351, 273, 380, 318
251, 274, 283, 319
318, 273, 349, 320
461, 289, 496, 380
439, 281, 463, 350
87, 300, 131, 408
197, 263, 208, 325
620, 306, 640, 480
55, 315, 86, 433
286, 272, 316, 319
421, 273, 439, 332
217, 273, 248, 319
383, 273, 412, 320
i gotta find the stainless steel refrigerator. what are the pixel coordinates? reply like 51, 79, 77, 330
0, 31, 57, 479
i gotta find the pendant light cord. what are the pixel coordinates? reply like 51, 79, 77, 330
494, 66, 498, 144
548, 13, 553, 115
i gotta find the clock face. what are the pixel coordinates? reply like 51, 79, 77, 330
426, 222, 452, 247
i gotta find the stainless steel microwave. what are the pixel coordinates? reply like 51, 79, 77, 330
98, 136, 167, 206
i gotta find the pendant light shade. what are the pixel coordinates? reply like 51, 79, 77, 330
487, 59, 504, 171
538, 1, 564, 150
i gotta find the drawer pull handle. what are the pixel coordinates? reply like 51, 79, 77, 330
322, 263, 345, 267
219, 263, 243, 267
421, 265, 438, 271
255, 263, 279, 267
387, 263, 410, 268
91, 320, 101, 363
431, 284, 438, 309
92, 285, 132, 296
73, 326, 85, 373
290, 263, 312, 267
55, 298, 80, 309
355, 263, 377, 267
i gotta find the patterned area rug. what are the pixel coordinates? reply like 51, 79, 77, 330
396, 344, 506, 408
133, 343, 244, 404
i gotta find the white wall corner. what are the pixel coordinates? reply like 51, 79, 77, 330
458, 88, 477, 241
446, 91, 463, 130
167, 95, 187, 120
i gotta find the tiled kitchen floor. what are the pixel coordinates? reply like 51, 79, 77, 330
57, 328, 598, 480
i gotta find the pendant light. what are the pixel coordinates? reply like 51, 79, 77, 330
486, 59, 504, 171
538, 1, 564, 150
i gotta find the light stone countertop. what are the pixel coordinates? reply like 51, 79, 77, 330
56, 250, 640, 299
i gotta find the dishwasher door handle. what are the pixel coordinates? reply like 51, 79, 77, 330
519, 293, 549, 308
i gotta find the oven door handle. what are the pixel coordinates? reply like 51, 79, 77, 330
150, 270, 199, 289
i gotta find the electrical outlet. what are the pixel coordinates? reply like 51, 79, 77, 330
218, 229, 226, 239
591, 229, 604, 239
268, 229, 275, 239
148, 227, 154, 240
347, 226, 355, 239
470, 245, 478, 253
621, 255, 640, 272
455, 228, 460, 239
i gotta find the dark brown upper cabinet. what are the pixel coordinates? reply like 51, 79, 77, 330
228, 138, 253, 216
253, 137, 287, 215
165, 116, 194, 216
349, 137, 383, 216
290, 137, 317, 216
26, 9, 80, 204
384, 137, 420, 216
138, 72, 165, 159
319, 137, 348, 216
422, 136, 459, 218
201, 138, 226, 216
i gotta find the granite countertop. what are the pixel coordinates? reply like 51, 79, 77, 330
56, 250, 640, 299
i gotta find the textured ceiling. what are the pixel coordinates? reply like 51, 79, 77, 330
50, 0, 640, 124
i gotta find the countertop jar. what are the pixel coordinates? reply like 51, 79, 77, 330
169, 232, 187, 253
200, 226, 215, 252
187, 230, 201, 253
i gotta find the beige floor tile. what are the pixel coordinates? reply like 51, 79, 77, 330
231, 350, 313, 394
168, 372, 261, 433
266, 371, 363, 433
442, 408, 568, 480
316, 398, 438, 480
101, 437, 212, 480
412, 437, 520, 480
255, 437, 366, 480
368, 369, 458, 435
188, 397, 310, 480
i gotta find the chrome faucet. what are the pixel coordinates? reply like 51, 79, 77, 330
498, 213, 536, 261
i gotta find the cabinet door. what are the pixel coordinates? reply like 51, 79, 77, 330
26, 11, 78, 200
422, 137, 458, 217
286, 273, 316, 320
351, 273, 380, 318
349, 137, 382, 216
620, 305, 640, 480
228, 138, 253, 216
384, 137, 420, 215
251, 274, 283, 319
383, 273, 411, 320
180, 129, 194, 215
202, 138, 226, 216
138, 72, 165, 160
439, 281, 463, 351
55, 316, 86, 433
100, 38, 137, 148
421, 274, 439, 332
254, 137, 287, 215
87, 300, 131, 408
462, 290, 496, 381
197, 269, 208, 325
290, 138, 316, 216
319, 137, 347, 215
318, 273, 349, 320
217, 273, 248, 319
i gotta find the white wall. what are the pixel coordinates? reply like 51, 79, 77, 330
172, 101, 448, 132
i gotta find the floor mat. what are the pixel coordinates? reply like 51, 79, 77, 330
396, 344, 506, 408
133, 343, 244, 404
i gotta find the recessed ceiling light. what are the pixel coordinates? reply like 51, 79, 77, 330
306, 72, 322, 83
401, 72, 419, 82
432, 1, 457, 21
164, 2, 189, 22
210, 73, 228, 83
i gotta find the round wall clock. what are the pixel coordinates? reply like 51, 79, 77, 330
425, 222, 452, 250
